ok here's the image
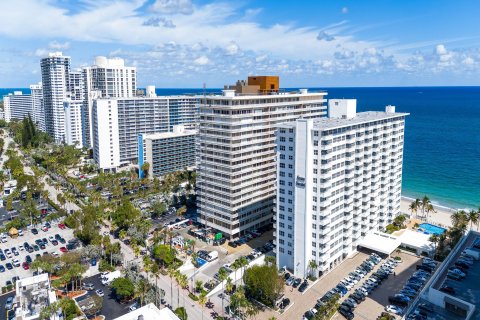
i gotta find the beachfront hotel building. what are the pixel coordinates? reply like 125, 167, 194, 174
138, 125, 196, 178
197, 76, 328, 238
275, 100, 408, 278
92, 94, 198, 172
41, 52, 71, 143
81, 56, 137, 147
2, 91, 33, 122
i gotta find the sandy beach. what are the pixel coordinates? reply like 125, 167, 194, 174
400, 196, 457, 228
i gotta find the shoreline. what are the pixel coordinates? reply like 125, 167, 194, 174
400, 196, 456, 228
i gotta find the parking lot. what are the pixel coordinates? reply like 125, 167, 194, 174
260, 251, 421, 320
0, 221, 75, 287
75, 274, 131, 320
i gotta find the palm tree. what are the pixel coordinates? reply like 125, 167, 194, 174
198, 291, 208, 320
167, 266, 176, 308
425, 203, 436, 222
451, 210, 468, 227
308, 260, 318, 278
191, 252, 199, 288
429, 234, 439, 255
421, 195, 431, 219
409, 200, 419, 218
178, 274, 188, 307
237, 256, 249, 285
151, 263, 162, 307
468, 210, 479, 230
231, 260, 240, 284
264, 256, 276, 267
135, 278, 150, 307
195, 279, 204, 293
218, 267, 229, 317
225, 277, 233, 294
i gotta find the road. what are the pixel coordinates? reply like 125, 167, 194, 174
1, 133, 80, 213
103, 225, 210, 320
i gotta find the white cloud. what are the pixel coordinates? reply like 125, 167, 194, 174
48, 40, 70, 50
34, 48, 49, 57
225, 42, 239, 55
194, 55, 209, 65
150, 0, 193, 15
436, 44, 448, 55
463, 57, 474, 65
316, 31, 335, 42
143, 17, 176, 28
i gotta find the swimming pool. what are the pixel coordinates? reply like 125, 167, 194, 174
196, 257, 208, 267
418, 223, 446, 235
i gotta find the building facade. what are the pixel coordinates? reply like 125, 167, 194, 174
2, 91, 32, 122
40, 52, 71, 143
30, 82, 45, 131
64, 100, 83, 148
197, 77, 328, 238
275, 100, 408, 278
92, 96, 198, 172
82, 56, 136, 147
139, 125, 196, 178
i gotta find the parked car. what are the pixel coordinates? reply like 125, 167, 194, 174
385, 304, 403, 315
439, 286, 455, 294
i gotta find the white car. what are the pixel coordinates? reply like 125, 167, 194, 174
12, 259, 20, 267
18, 245, 24, 251
385, 305, 403, 315
51, 251, 59, 257
340, 280, 354, 290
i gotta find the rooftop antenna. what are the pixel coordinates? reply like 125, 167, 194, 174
203, 82, 206, 97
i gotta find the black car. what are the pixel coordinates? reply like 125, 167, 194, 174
0, 265, 5, 272
59, 238, 66, 244
33, 245, 40, 251
42, 238, 48, 245
25, 255, 32, 263
66, 244, 75, 250
0, 254, 5, 261
299, 281, 308, 292
388, 296, 408, 306
51, 240, 58, 246
292, 278, 302, 288
279, 298, 290, 309
338, 307, 354, 320
284, 273, 291, 281
55, 234, 62, 240
45, 222, 51, 228
418, 303, 434, 313
228, 241, 237, 248
26, 246, 34, 253
6, 263, 13, 270
31, 228, 38, 234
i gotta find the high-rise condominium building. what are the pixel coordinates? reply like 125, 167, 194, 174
82, 56, 136, 147
197, 76, 328, 238
41, 52, 71, 143
138, 125, 196, 178
64, 100, 84, 148
2, 91, 32, 122
30, 82, 45, 131
92, 94, 198, 172
275, 100, 408, 278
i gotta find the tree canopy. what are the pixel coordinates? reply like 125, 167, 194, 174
243, 264, 284, 307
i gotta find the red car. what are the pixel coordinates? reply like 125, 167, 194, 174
41, 226, 48, 232
59, 247, 68, 253
58, 223, 66, 230
22, 262, 30, 270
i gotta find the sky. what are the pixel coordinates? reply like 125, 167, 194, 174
1, 0, 480, 88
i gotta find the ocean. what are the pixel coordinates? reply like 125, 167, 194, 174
1, 86, 479, 210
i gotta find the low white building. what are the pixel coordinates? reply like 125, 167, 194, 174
14, 273, 59, 320
113, 303, 179, 320
275, 100, 409, 278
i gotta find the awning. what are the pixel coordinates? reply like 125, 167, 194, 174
358, 231, 401, 255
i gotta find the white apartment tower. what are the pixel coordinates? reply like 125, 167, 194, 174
41, 52, 71, 143
197, 76, 328, 238
30, 82, 45, 131
92, 94, 198, 172
82, 56, 136, 147
2, 91, 32, 122
64, 100, 83, 148
275, 99, 408, 278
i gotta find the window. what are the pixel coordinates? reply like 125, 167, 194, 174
287, 250, 292, 255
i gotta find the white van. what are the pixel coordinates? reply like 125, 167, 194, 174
207, 251, 218, 262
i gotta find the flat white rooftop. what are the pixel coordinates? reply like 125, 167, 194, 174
281, 111, 409, 130
358, 231, 402, 255
142, 130, 196, 140
113, 304, 179, 320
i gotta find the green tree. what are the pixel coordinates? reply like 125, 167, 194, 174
113, 200, 141, 230
151, 201, 167, 218
198, 291, 208, 320
141, 162, 150, 178
218, 267, 229, 317
111, 277, 135, 302
175, 307, 188, 320
468, 209, 479, 230
243, 264, 284, 307
176, 205, 187, 219
308, 259, 318, 278
152, 244, 176, 267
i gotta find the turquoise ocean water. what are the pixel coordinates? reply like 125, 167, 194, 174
1, 86, 479, 209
